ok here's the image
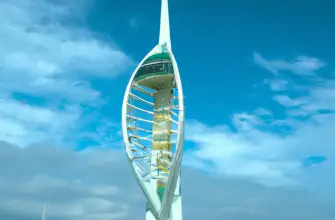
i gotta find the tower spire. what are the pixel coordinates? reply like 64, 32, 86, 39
159, 0, 171, 50
42, 204, 46, 220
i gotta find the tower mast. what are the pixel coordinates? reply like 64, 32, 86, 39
159, 0, 171, 50
41, 204, 46, 220
122, 0, 184, 219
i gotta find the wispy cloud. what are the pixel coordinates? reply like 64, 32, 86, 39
186, 112, 335, 188
253, 52, 326, 75
273, 95, 306, 107
254, 108, 272, 116
0, 143, 135, 220
1, 142, 334, 220
185, 118, 301, 187
264, 78, 288, 91
0, 0, 132, 147
0, 97, 80, 147
185, 52, 335, 189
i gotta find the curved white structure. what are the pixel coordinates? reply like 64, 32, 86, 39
121, 1, 184, 219
41, 204, 46, 220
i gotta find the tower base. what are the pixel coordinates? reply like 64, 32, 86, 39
145, 197, 183, 220
146, 203, 157, 220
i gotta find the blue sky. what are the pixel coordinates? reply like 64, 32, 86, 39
1, 0, 335, 219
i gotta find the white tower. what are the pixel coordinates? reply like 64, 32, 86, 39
121, 0, 184, 219
41, 204, 46, 220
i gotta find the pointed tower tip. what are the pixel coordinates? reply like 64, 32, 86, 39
42, 204, 46, 220
159, 0, 171, 50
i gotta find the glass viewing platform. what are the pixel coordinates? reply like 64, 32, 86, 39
134, 52, 175, 90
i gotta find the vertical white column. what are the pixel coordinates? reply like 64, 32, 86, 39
146, 203, 158, 220
159, 0, 171, 50
41, 204, 46, 220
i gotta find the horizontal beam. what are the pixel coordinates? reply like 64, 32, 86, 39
170, 118, 179, 125
127, 115, 154, 124
170, 110, 178, 117
127, 115, 166, 129
131, 141, 147, 150
127, 103, 154, 115
132, 155, 151, 161
129, 134, 152, 142
129, 93, 154, 106
128, 126, 152, 133
170, 105, 179, 110
132, 84, 154, 96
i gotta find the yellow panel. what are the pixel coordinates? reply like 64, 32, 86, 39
152, 143, 171, 151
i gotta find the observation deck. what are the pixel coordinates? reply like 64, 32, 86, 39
134, 52, 175, 90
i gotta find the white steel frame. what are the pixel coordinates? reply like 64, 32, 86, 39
121, 0, 184, 219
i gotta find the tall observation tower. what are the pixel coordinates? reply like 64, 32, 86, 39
121, 0, 184, 219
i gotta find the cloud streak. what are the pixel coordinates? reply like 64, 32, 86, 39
253, 52, 325, 75
1, 142, 334, 220
185, 52, 335, 192
0, 0, 132, 148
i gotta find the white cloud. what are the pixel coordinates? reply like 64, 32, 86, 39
273, 95, 306, 107
185, 119, 300, 186
0, 0, 132, 79
185, 52, 335, 189
0, 142, 136, 220
0, 0, 132, 147
90, 185, 119, 196
254, 52, 325, 75
254, 108, 272, 116
0, 96, 81, 147
0, 142, 334, 220
186, 111, 335, 188
264, 78, 288, 91
273, 80, 335, 116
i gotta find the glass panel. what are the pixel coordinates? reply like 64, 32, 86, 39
134, 61, 174, 80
